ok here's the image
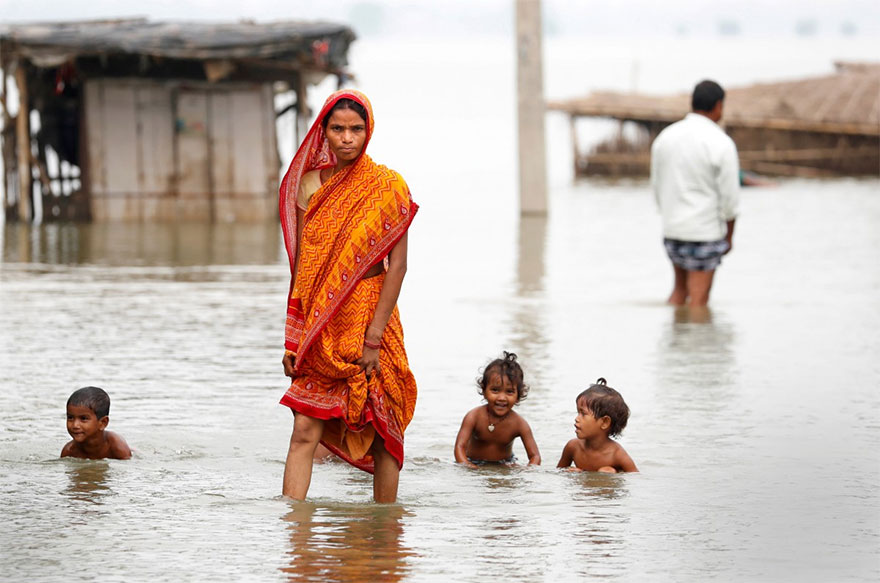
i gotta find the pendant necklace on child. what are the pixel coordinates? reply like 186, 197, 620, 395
487, 410, 511, 432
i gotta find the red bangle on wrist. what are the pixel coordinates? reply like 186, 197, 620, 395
363, 339, 381, 350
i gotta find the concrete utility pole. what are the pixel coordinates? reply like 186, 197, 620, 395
516, 0, 548, 215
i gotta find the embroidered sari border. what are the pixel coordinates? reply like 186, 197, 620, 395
280, 388, 405, 473
295, 199, 419, 368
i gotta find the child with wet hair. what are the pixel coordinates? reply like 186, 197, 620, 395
557, 378, 637, 473
61, 386, 131, 460
454, 352, 541, 468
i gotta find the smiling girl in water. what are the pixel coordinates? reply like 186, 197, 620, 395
454, 352, 541, 468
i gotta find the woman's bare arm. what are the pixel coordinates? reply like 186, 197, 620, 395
356, 233, 408, 378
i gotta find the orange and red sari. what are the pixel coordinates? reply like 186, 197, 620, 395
278, 90, 418, 473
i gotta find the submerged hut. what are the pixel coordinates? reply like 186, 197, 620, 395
549, 62, 880, 179
0, 18, 355, 222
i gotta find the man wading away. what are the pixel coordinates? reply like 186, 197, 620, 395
650, 80, 740, 307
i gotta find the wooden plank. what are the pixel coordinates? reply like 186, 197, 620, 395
547, 100, 684, 123
136, 83, 174, 194
229, 87, 266, 196
27, 149, 51, 193
208, 91, 233, 196
15, 65, 31, 220
295, 74, 308, 143
262, 83, 279, 198
0, 66, 10, 121
83, 80, 105, 196
726, 116, 880, 137
738, 146, 878, 162
745, 161, 841, 178
174, 88, 211, 219
583, 152, 650, 164
102, 82, 139, 195
1, 60, 11, 217
548, 99, 879, 137
582, 147, 878, 167
175, 89, 210, 194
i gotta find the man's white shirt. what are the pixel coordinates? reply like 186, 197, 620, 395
651, 113, 740, 241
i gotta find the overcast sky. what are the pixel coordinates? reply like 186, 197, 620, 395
1, 0, 878, 39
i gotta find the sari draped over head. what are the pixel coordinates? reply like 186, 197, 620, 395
278, 89, 419, 473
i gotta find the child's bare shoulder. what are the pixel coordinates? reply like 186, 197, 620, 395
611, 441, 637, 472
510, 410, 532, 431
564, 437, 584, 451
107, 431, 132, 460
461, 406, 486, 422
60, 440, 80, 458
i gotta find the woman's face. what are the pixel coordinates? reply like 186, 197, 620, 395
324, 108, 367, 167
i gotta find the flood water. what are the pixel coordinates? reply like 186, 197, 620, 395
2, 36, 880, 582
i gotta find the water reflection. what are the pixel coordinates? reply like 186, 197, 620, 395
516, 215, 546, 296
62, 460, 111, 504
651, 307, 740, 452
281, 503, 414, 582
475, 513, 543, 579
655, 306, 738, 389
511, 215, 550, 381
569, 471, 630, 503
2, 222, 282, 266
481, 467, 528, 492
568, 472, 630, 574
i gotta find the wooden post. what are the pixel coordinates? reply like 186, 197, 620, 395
15, 64, 31, 221
1, 59, 10, 219
516, 0, 548, 215
295, 74, 309, 145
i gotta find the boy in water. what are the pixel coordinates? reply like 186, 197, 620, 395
61, 386, 131, 460
454, 352, 541, 467
557, 378, 637, 473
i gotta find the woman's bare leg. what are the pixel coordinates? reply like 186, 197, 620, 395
370, 436, 400, 503
282, 412, 324, 500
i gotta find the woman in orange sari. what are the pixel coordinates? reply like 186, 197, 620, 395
279, 90, 418, 503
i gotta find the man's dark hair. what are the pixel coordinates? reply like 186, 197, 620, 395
67, 386, 111, 419
692, 80, 725, 112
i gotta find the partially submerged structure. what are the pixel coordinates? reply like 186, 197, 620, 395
549, 62, 880, 179
1, 18, 355, 222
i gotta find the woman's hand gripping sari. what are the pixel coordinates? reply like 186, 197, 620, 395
278, 90, 418, 473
